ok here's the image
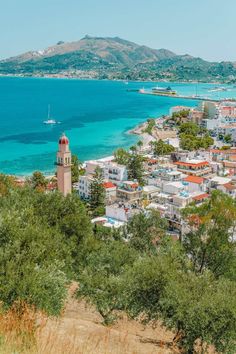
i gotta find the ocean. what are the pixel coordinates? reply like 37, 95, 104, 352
0, 77, 235, 175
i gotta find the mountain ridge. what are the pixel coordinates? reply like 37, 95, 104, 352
0, 36, 236, 83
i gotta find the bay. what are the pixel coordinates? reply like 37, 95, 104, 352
0, 77, 235, 175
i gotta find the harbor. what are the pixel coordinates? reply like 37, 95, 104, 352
139, 88, 236, 102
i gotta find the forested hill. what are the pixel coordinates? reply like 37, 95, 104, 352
0, 36, 236, 82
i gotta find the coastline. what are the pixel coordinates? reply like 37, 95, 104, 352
0, 74, 226, 85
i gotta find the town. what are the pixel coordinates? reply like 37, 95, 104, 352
22, 98, 236, 240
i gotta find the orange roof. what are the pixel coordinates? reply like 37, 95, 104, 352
184, 175, 204, 184
224, 161, 236, 167
148, 159, 158, 164
223, 183, 236, 191
174, 161, 209, 168
103, 182, 116, 189
210, 149, 236, 154
193, 193, 209, 201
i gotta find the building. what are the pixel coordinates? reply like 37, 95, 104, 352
104, 162, 128, 185
183, 175, 206, 193
75, 175, 93, 200
117, 181, 143, 202
174, 159, 212, 177
56, 134, 72, 196
75, 177, 117, 201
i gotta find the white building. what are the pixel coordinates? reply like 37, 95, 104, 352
104, 162, 128, 185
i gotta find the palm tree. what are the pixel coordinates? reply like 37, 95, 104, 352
137, 140, 143, 151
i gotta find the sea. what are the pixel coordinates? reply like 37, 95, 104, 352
0, 77, 236, 176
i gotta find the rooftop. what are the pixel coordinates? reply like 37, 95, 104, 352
184, 175, 204, 184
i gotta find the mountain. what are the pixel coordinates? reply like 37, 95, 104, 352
0, 36, 236, 83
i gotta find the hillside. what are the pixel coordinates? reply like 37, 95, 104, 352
0, 36, 236, 82
35, 286, 178, 354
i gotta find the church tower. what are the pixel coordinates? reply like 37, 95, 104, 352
56, 133, 72, 196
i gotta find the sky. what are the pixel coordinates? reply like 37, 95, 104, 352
0, 0, 235, 61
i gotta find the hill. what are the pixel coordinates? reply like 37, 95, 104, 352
0, 36, 236, 82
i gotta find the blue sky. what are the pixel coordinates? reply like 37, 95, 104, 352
0, 0, 235, 61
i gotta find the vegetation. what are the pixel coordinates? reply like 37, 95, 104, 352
28, 171, 47, 191
127, 149, 144, 185
89, 167, 106, 217
114, 147, 130, 165
71, 154, 80, 183
1, 36, 236, 83
178, 122, 214, 151
144, 118, 156, 135
76, 191, 236, 353
1, 172, 236, 353
152, 139, 175, 156
171, 109, 190, 124
224, 134, 232, 144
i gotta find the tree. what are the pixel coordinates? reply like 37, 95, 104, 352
137, 140, 143, 151
153, 139, 175, 156
127, 151, 144, 185
179, 122, 200, 136
28, 171, 47, 191
71, 154, 80, 183
123, 210, 167, 253
224, 134, 232, 144
161, 272, 236, 353
182, 191, 236, 279
77, 239, 138, 324
0, 174, 16, 196
0, 195, 68, 315
114, 148, 130, 165
89, 167, 106, 217
171, 110, 190, 124
144, 118, 156, 135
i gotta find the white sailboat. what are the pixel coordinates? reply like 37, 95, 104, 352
43, 105, 60, 125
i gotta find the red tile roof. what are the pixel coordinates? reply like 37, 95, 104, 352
210, 149, 236, 154
103, 182, 116, 189
174, 161, 209, 168
223, 183, 236, 191
184, 175, 204, 184
193, 193, 209, 201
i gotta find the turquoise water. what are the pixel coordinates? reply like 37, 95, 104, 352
0, 77, 236, 175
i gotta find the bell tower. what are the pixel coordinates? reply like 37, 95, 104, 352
56, 133, 72, 196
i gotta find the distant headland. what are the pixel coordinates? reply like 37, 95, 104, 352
0, 36, 236, 83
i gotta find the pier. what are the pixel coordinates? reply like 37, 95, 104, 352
139, 90, 236, 103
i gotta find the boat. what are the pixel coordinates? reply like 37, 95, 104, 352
152, 86, 177, 96
43, 105, 61, 125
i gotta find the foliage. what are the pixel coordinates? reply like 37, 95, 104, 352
182, 191, 236, 279
77, 238, 138, 324
122, 210, 167, 253
180, 133, 214, 151
171, 109, 190, 123
0, 185, 92, 316
114, 148, 130, 165
144, 119, 155, 135
0, 174, 16, 196
127, 150, 144, 185
152, 139, 175, 156
27, 171, 47, 191
89, 167, 106, 217
71, 154, 81, 183
179, 122, 200, 136
224, 134, 232, 144
2, 37, 236, 83
178, 122, 214, 151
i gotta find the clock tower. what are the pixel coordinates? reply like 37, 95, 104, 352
56, 133, 72, 196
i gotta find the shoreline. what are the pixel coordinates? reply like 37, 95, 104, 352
0, 74, 228, 85
3, 115, 171, 179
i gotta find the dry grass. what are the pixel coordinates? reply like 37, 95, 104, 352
0, 287, 178, 354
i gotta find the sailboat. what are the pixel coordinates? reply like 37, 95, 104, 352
43, 105, 60, 125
